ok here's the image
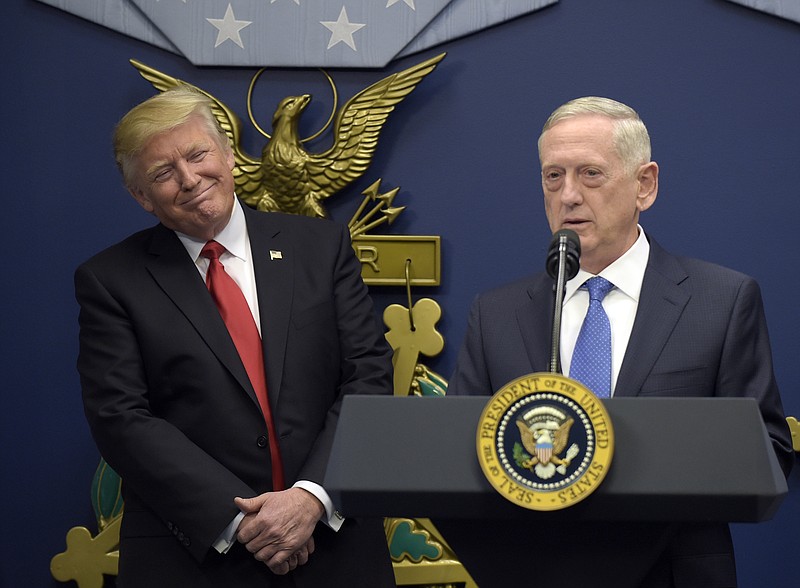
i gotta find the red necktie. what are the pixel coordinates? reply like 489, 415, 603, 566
200, 240, 285, 490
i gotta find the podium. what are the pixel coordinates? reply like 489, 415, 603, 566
324, 396, 787, 586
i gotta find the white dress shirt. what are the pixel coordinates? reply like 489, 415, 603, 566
559, 227, 650, 396
175, 199, 343, 554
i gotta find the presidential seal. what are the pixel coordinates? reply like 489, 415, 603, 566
477, 373, 614, 510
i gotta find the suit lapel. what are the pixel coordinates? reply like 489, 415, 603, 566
145, 224, 259, 406
615, 239, 690, 397
244, 207, 293, 409
517, 274, 555, 374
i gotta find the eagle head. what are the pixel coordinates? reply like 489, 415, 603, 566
273, 94, 311, 127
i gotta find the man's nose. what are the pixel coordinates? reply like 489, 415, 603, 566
560, 175, 582, 205
176, 161, 201, 190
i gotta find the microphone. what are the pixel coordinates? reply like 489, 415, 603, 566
546, 229, 581, 281
547, 229, 581, 374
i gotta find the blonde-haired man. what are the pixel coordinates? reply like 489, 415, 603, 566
77, 87, 396, 587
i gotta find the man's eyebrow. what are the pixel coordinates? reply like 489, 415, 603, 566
144, 160, 171, 177
143, 141, 210, 178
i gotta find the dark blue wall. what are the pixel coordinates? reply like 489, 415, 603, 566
4, 0, 798, 585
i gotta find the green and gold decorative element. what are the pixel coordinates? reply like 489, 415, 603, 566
380, 256, 476, 585
90, 461, 123, 527
410, 364, 448, 398
385, 298, 445, 397
50, 464, 122, 587
387, 518, 478, 588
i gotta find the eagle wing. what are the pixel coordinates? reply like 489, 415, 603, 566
553, 418, 574, 454
516, 420, 538, 456
306, 52, 445, 199
129, 60, 265, 205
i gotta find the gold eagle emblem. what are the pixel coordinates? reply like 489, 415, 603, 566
130, 53, 445, 218
516, 417, 579, 480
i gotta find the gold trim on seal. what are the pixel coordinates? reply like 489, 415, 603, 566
476, 373, 614, 511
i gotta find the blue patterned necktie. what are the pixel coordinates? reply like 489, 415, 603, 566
570, 276, 615, 398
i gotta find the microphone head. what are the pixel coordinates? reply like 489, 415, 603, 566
546, 229, 581, 280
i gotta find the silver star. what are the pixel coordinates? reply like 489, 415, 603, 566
206, 4, 252, 49
321, 6, 366, 51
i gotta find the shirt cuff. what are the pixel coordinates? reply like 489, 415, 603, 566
212, 511, 246, 554
293, 480, 345, 531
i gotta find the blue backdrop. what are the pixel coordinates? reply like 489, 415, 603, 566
3, 0, 798, 586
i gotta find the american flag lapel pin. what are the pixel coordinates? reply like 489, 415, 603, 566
269, 250, 283, 261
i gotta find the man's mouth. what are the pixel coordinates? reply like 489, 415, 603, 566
179, 186, 210, 207
563, 218, 588, 229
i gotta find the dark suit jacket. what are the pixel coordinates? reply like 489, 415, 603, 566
76, 206, 395, 588
449, 236, 793, 588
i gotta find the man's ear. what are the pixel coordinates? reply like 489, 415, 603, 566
636, 161, 659, 213
129, 186, 155, 213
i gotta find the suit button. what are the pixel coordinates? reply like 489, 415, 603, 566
182, 537, 191, 547
257, 435, 268, 448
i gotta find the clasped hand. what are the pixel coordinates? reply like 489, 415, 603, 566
235, 488, 324, 575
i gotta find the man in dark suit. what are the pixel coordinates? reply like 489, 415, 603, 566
76, 87, 396, 587
449, 97, 793, 587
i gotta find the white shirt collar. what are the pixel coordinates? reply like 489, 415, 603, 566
175, 197, 249, 263
565, 225, 650, 302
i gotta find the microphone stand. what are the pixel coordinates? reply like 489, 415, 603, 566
549, 235, 570, 374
